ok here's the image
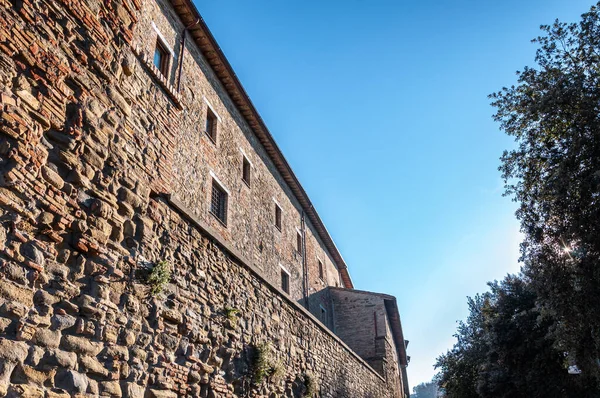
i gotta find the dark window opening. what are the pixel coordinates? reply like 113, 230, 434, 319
210, 179, 227, 225
242, 156, 251, 186
320, 306, 327, 324
275, 204, 282, 231
281, 270, 290, 294
154, 39, 170, 77
297, 231, 302, 254
205, 107, 218, 143
318, 260, 324, 280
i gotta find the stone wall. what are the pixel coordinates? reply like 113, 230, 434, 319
132, 0, 345, 306
0, 0, 405, 396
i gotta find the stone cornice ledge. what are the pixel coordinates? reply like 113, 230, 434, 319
161, 193, 386, 383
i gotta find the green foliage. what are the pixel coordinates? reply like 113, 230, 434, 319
303, 372, 318, 397
224, 306, 239, 328
435, 275, 596, 397
411, 380, 438, 398
490, 0, 600, 383
271, 360, 285, 383
146, 260, 171, 296
252, 342, 275, 385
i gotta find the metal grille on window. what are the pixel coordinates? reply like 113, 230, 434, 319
210, 180, 227, 225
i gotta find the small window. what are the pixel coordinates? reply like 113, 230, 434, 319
320, 305, 327, 324
318, 260, 324, 280
154, 39, 170, 77
210, 179, 227, 225
296, 231, 302, 254
205, 107, 218, 143
275, 204, 282, 231
281, 269, 290, 294
242, 156, 251, 186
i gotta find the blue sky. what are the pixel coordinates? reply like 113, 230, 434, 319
196, 0, 594, 389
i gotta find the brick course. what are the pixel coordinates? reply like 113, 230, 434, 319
0, 0, 408, 395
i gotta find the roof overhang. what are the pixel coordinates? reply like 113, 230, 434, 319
168, 0, 353, 288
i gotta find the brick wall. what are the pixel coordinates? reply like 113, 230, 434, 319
0, 0, 406, 396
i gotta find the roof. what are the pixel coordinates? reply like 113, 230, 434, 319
168, 0, 353, 288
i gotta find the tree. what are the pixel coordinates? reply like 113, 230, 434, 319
411, 380, 439, 398
435, 275, 595, 397
491, 1, 600, 381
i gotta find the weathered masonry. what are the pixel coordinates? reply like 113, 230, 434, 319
0, 0, 409, 395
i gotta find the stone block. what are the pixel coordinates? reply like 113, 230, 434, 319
54, 370, 89, 394
60, 335, 103, 356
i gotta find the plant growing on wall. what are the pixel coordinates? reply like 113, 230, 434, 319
252, 342, 284, 385
303, 372, 318, 397
223, 306, 240, 329
146, 260, 171, 295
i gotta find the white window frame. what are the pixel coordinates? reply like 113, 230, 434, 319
203, 96, 222, 123
151, 22, 175, 57
209, 171, 230, 196
279, 264, 291, 294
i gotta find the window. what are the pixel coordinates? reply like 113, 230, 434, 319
318, 260, 324, 280
296, 231, 302, 254
205, 107, 217, 143
275, 203, 282, 231
320, 305, 327, 325
242, 156, 251, 186
281, 268, 290, 294
210, 179, 227, 225
153, 39, 170, 77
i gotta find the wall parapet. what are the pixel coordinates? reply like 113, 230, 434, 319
165, 194, 387, 383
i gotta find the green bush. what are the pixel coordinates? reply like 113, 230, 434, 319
146, 260, 171, 295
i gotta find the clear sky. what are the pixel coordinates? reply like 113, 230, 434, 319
195, 0, 595, 389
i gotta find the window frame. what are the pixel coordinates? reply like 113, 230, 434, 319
296, 229, 303, 255
205, 106, 218, 144
209, 177, 228, 226
318, 258, 324, 280
153, 39, 170, 77
279, 264, 290, 294
242, 155, 251, 187
274, 202, 282, 231
319, 304, 328, 325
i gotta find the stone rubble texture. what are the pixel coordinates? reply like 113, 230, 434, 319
0, 0, 407, 395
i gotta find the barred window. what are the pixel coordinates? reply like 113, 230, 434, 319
205, 107, 218, 143
242, 156, 251, 186
210, 179, 227, 225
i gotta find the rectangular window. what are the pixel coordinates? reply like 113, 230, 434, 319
210, 179, 227, 226
205, 107, 218, 143
154, 39, 169, 77
318, 260, 324, 280
275, 203, 282, 231
320, 305, 327, 325
242, 156, 251, 186
296, 231, 302, 254
281, 269, 290, 294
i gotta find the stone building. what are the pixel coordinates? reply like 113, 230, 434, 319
0, 0, 409, 395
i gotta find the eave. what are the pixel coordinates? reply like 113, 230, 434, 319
169, 0, 354, 288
